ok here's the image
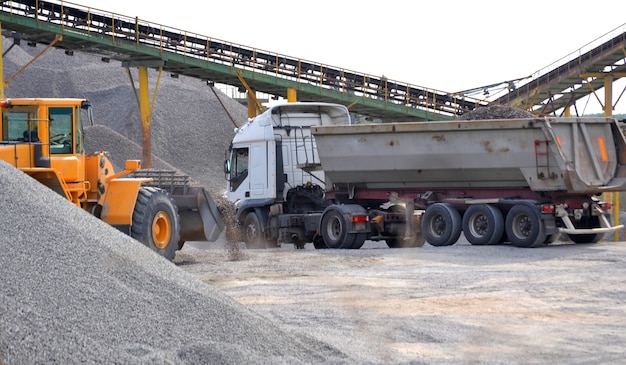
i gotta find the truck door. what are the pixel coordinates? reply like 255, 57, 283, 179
229, 146, 250, 202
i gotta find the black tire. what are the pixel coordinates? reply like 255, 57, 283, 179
131, 187, 181, 261
320, 208, 354, 249
313, 236, 328, 249
462, 204, 504, 246
243, 211, 268, 249
566, 216, 604, 244
351, 233, 367, 249
505, 204, 546, 248
422, 203, 462, 246
567, 233, 603, 244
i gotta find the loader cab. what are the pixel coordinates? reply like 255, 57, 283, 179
1, 98, 88, 180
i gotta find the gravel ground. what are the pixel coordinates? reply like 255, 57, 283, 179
177, 239, 626, 364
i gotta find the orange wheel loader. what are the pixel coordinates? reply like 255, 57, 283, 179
0, 98, 224, 260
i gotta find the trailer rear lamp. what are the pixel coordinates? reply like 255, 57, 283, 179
600, 202, 613, 212
0, 100, 9, 108
541, 204, 555, 213
351, 215, 368, 223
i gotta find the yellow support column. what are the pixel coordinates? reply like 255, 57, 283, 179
246, 92, 257, 119
0, 22, 4, 99
287, 88, 297, 102
138, 66, 152, 169
601, 75, 620, 242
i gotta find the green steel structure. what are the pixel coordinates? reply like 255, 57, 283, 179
0, 0, 487, 122
0, 1, 624, 121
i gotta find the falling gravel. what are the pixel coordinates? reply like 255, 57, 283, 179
0, 160, 350, 364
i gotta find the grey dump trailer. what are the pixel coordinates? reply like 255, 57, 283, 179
225, 102, 625, 249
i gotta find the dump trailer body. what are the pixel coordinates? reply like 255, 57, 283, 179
312, 117, 626, 194
227, 102, 624, 249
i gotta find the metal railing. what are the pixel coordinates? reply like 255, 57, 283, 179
0, 0, 489, 117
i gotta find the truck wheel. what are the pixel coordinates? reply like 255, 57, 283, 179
351, 233, 367, 249
243, 211, 267, 249
131, 187, 181, 261
422, 203, 462, 246
505, 204, 546, 248
462, 204, 504, 245
320, 208, 354, 249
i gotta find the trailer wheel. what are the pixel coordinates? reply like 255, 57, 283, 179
567, 217, 603, 244
567, 233, 603, 244
243, 211, 268, 249
505, 204, 546, 248
131, 187, 181, 261
422, 203, 462, 246
462, 204, 504, 245
320, 208, 354, 249
313, 236, 328, 249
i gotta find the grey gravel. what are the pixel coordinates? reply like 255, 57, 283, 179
0, 39, 352, 364
460, 105, 536, 120
0, 160, 350, 364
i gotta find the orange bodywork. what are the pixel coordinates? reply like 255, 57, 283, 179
0, 98, 147, 224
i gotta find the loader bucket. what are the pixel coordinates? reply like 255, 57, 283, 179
131, 170, 225, 247
175, 186, 225, 243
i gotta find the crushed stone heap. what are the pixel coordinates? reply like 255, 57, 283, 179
0, 160, 349, 364
460, 105, 536, 120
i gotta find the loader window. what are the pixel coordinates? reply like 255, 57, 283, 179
2, 112, 36, 142
49, 107, 73, 154
229, 147, 249, 191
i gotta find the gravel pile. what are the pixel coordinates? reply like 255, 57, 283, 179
0, 160, 350, 364
459, 104, 536, 120
3, 37, 245, 194
0, 39, 352, 363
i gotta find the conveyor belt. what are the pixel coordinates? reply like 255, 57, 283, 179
493, 25, 626, 115
0, 0, 488, 121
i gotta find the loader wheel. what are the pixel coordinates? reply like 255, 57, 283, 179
131, 187, 181, 261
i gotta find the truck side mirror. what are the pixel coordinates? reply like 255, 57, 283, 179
224, 159, 231, 175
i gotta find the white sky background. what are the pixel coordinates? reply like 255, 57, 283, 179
75, 0, 626, 115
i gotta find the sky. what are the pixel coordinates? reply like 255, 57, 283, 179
74, 0, 626, 115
